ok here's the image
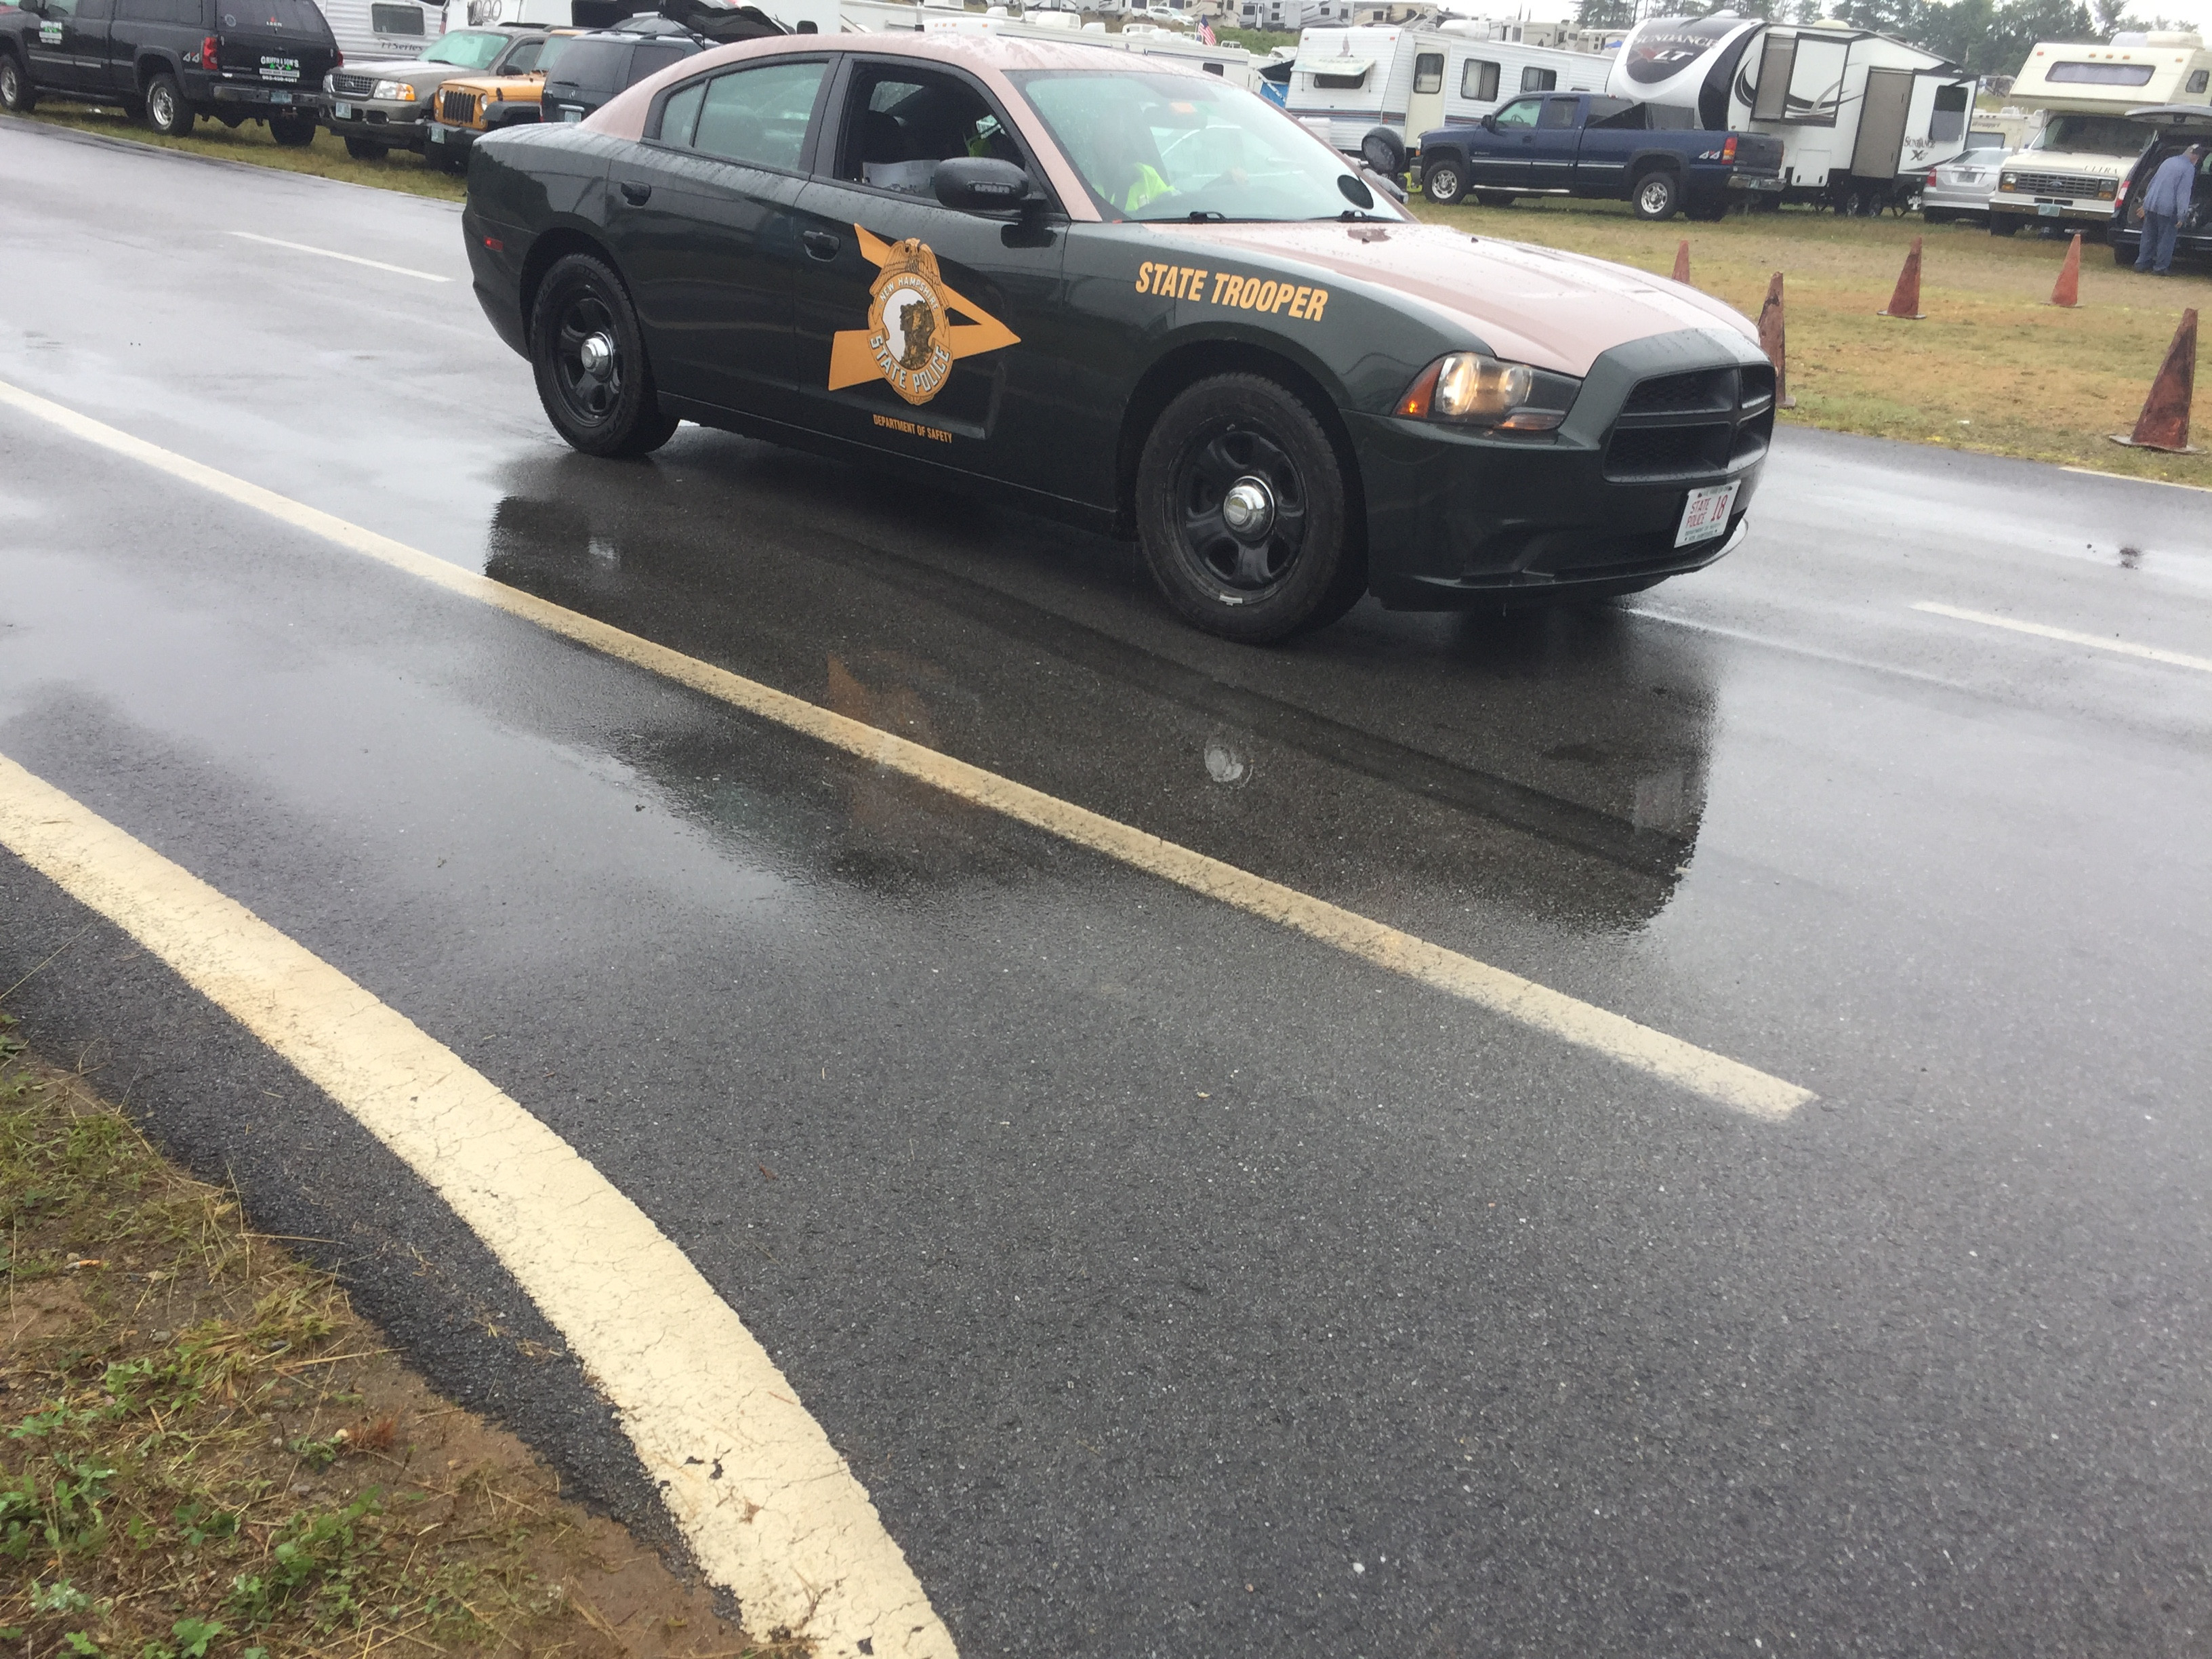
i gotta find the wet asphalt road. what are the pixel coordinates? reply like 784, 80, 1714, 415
5, 117, 2212, 1657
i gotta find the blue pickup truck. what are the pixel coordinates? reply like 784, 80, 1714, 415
1417, 93, 1784, 222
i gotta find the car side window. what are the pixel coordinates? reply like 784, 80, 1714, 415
835, 63, 1028, 197
624, 41, 685, 87
501, 37, 544, 73
1491, 97, 1539, 129
661, 59, 825, 169
39, 0, 81, 21
1538, 96, 1577, 129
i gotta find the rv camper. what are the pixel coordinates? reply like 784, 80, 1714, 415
1285, 22, 1612, 175
1607, 14, 1974, 213
1988, 33, 2212, 237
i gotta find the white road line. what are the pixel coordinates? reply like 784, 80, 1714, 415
1912, 600, 2212, 676
2061, 466, 2212, 495
0, 752, 954, 1659
228, 230, 452, 283
1627, 606, 1975, 691
0, 374, 1812, 1121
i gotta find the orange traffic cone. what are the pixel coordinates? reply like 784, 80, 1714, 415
1672, 239, 1691, 285
1757, 271, 1797, 409
1879, 237, 1926, 319
2110, 308, 2198, 453
2049, 233, 2082, 307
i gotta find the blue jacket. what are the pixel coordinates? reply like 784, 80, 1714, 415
2142, 151, 2198, 218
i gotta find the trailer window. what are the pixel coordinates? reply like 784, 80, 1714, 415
1519, 66, 1555, 93
1412, 52, 1442, 94
1460, 58, 1498, 101
2046, 60, 2154, 85
2188, 69, 2209, 94
1314, 71, 1366, 89
1931, 81, 1966, 143
370, 3, 426, 35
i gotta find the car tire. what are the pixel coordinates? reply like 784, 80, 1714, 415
144, 73, 194, 137
1630, 169, 1679, 220
2112, 240, 2133, 266
427, 143, 463, 173
268, 113, 315, 147
1, 52, 38, 113
1136, 373, 1364, 643
1988, 216, 2020, 237
344, 135, 388, 160
1422, 158, 1465, 205
529, 253, 680, 459
1360, 127, 1404, 179
1473, 189, 1515, 208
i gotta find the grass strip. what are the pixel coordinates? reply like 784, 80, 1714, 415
2, 105, 464, 201
0, 1012, 797, 1659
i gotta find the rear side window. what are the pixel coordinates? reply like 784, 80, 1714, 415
680, 59, 825, 167
625, 41, 686, 86
549, 38, 630, 91
370, 2, 425, 35
1538, 96, 1576, 128
502, 37, 544, 72
1461, 58, 1498, 100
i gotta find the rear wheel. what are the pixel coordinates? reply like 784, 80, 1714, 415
1422, 158, 1466, 205
344, 135, 389, 160
1136, 373, 1364, 642
268, 113, 315, 147
529, 253, 679, 458
143, 73, 193, 136
1630, 169, 1679, 220
0, 52, 34, 113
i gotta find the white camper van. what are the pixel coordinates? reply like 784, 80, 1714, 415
1988, 33, 2212, 236
1608, 14, 1975, 213
1285, 22, 1612, 175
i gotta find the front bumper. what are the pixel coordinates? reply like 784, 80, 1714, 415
324, 96, 432, 148
1354, 329, 1774, 609
426, 120, 480, 155
1727, 172, 1784, 193
1990, 197, 2115, 226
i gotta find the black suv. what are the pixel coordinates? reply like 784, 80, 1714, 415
0, 0, 337, 142
539, 20, 705, 126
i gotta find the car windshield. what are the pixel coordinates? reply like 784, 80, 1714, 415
2030, 115, 2148, 156
422, 30, 512, 68
1009, 68, 1406, 222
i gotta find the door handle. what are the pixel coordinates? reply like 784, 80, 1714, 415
619, 180, 652, 205
801, 228, 841, 260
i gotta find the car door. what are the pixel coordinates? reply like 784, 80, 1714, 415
60, 0, 112, 91
787, 56, 1069, 487
1468, 94, 1542, 188
25, 0, 78, 89
1524, 94, 1582, 191
605, 53, 833, 421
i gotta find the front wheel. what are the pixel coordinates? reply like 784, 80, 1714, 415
529, 253, 679, 458
1136, 374, 1365, 643
1630, 169, 1679, 220
0, 52, 38, 113
143, 73, 194, 136
1422, 159, 1466, 205
344, 135, 388, 160
268, 113, 315, 147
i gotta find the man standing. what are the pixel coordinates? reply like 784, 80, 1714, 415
2135, 142, 2202, 275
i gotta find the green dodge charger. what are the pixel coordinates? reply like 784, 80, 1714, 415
462, 31, 1776, 640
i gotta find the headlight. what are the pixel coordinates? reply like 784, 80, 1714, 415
2098, 180, 2116, 199
373, 79, 417, 100
1395, 352, 1573, 432
1999, 173, 2018, 192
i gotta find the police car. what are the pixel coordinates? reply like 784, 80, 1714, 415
462, 33, 1776, 640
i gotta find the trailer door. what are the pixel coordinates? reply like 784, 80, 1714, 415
1750, 32, 1794, 121
1850, 66, 1912, 178
1406, 48, 1445, 140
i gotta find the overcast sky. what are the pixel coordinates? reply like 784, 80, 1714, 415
1434, 0, 2212, 37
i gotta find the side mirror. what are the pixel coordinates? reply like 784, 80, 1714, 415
1479, 112, 1496, 131
935, 156, 1035, 214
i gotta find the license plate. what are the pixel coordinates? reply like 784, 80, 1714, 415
429, 123, 447, 141
558, 105, 583, 122
333, 100, 352, 118
2038, 203, 2062, 216
1675, 480, 1740, 547
269, 90, 292, 104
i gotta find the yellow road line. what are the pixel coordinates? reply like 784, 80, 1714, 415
0, 752, 953, 1659
1912, 600, 2212, 676
0, 375, 1812, 1121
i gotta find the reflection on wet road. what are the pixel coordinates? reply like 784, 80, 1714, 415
5, 117, 2212, 1658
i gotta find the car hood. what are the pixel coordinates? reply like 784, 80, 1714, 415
352, 58, 479, 85
1151, 220, 1759, 377
441, 70, 545, 94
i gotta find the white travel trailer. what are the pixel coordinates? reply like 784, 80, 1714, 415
1987, 33, 2212, 235
314, 0, 453, 63
1284, 22, 1613, 173
1607, 14, 1975, 212
907, 9, 1254, 85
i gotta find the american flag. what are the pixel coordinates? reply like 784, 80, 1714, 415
1197, 19, 1217, 43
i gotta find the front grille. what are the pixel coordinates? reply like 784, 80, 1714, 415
331, 71, 377, 97
2005, 169, 2106, 198
1604, 364, 1772, 482
438, 87, 478, 124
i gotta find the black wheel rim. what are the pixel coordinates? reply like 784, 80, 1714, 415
552, 290, 621, 426
1172, 424, 1307, 598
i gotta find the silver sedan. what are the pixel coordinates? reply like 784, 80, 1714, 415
1921, 131, 2010, 223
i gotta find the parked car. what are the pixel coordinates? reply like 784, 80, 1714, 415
0, 0, 334, 141
2108, 102, 2212, 267
323, 23, 546, 159
421, 25, 577, 166
464, 35, 1778, 641
1416, 91, 1783, 220
1919, 127, 2008, 222
537, 16, 702, 123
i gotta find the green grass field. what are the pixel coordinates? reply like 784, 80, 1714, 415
1410, 193, 2212, 485
5, 103, 466, 201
